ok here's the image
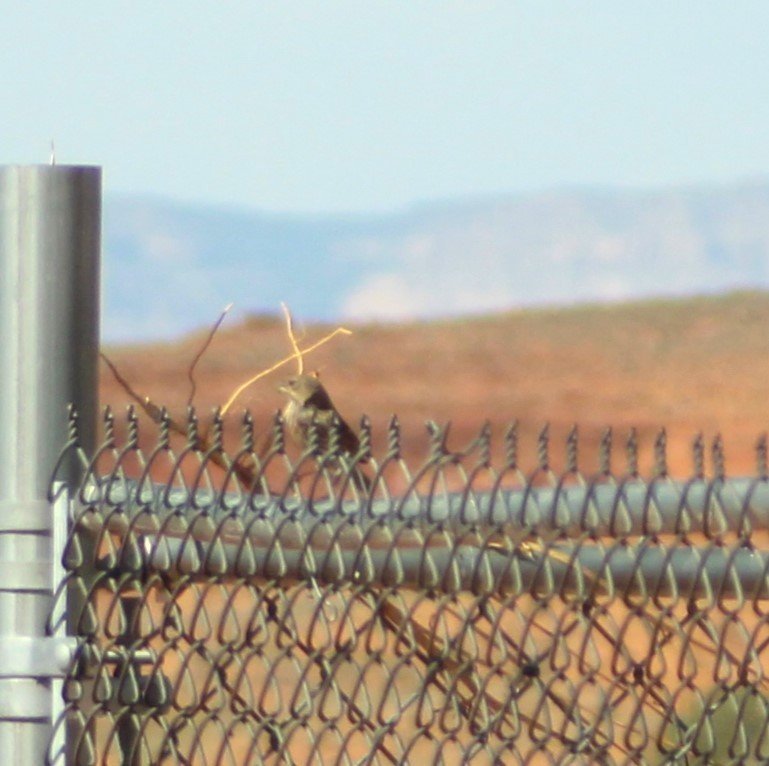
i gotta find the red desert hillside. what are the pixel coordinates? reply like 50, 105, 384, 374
100, 290, 769, 479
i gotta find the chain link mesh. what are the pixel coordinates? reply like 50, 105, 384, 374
50, 407, 769, 765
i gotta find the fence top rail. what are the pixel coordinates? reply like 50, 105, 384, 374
74, 473, 769, 537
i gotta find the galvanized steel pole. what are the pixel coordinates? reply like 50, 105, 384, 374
0, 166, 100, 764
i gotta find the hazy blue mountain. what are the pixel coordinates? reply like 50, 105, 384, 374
103, 181, 769, 342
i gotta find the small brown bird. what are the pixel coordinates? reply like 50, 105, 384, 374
278, 374, 370, 489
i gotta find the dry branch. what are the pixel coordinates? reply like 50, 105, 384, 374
281, 302, 304, 374
102, 304, 354, 491
187, 303, 232, 406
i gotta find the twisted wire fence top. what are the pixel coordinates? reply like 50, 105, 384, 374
53, 407, 769, 765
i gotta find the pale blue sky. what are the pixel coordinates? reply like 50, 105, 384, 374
4, 2, 769, 213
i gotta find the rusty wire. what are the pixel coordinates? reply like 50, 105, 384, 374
49, 407, 769, 765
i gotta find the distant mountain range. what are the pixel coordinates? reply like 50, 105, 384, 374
103, 180, 769, 342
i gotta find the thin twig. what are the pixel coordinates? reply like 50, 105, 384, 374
100, 352, 181, 432
281, 302, 303, 374
187, 303, 233, 407
220, 326, 353, 416
102, 351, 261, 489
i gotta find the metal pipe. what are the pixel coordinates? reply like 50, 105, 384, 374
0, 165, 100, 765
0, 165, 100, 496
74, 474, 769, 600
132, 531, 769, 601
83, 474, 769, 537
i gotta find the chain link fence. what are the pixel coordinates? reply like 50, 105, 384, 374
51, 406, 769, 765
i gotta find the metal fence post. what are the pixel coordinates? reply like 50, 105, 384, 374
0, 165, 101, 764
